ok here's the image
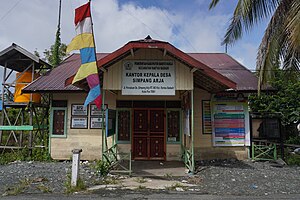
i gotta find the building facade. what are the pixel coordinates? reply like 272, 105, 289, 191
24, 37, 258, 169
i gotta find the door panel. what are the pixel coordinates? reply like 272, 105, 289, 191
134, 110, 148, 133
150, 110, 164, 134
150, 137, 164, 159
133, 137, 148, 158
133, 109, 165, 160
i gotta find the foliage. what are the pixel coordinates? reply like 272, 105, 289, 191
43, 43, 68, 67
64, 174, 86, 194
0, 147, 51, 165
249, 70, 300, 125
285, 136, 300, 145
286, 154, 300, 166
249, 70, 300, 139
93, 160, 110, 176
210, 0, 300, 91
53, 26, 62, 67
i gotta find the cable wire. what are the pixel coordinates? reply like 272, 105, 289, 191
0, 0, 24, 22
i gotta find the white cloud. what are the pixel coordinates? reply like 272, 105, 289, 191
90, 0, 175, 52
175, 13, 230, 52
0, 0, 256, 75
231, 43, 258, 70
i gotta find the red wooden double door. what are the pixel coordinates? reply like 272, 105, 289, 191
133, 109, 165, 160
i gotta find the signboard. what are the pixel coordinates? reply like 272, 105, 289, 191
90, 104, 101, 116
90, 117, 105, 129
122, 60, 175, 95
212, 102, 250, 146
0, 100, 2, 111
71, 117, 88, 129
71, 104, 88, 116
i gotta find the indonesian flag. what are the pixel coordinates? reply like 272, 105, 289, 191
67, 2, 102, 109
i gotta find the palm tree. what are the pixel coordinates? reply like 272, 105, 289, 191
210, 0, 299, 92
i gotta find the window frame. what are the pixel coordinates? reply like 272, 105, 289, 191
50, 107, 68, 138
166, 108, 182, 144
116, 108, 132, 144
202, 100, 212, 135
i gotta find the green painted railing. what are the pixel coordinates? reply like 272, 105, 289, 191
103, 144, 132, 175
182, 145, 194, 173
0, 126, 33, 131
252, 142, 277, 161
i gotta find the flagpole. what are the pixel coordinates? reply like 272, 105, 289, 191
88, 0, 104, 108
88, 0, 106, 161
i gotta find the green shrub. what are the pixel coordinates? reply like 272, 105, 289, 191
93, 160, 110, 176
286, 154, 300, 166
285, 136, 300, 145
0, 147, 52, 165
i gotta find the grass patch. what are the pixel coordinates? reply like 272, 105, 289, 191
64, 174, 86, 194
4, 178, 32, 196
92, 176, 120, 185
136, 185, 146, 190
165, 182, 187, 191
164, 173, 173, 179
134, 177, 147, 183
103, 177, 120, 185
36, 184, 52, 193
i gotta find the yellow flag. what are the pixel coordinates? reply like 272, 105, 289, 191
66, 33, 95, 53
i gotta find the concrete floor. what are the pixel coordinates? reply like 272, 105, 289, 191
131, 160, 187, 177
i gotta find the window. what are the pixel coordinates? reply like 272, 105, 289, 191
117, 110, 131, 142
202, 100, 212, 134
167, 110, 181, 143
50, 107, 67, 137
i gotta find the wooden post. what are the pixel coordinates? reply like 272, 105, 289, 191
191, 90, 195, 174
71, 149, 82, 187
0, 61, 7, 144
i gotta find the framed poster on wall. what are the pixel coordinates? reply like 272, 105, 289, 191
90, 104, 108, 116
71, 104, 88, 116
90, 117, 105, 129
211, 102, 250, 146
71, 117, 88, 129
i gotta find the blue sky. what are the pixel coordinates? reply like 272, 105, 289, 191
0, 0, 268, 74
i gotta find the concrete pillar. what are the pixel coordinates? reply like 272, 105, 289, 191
71, 149, 82, 187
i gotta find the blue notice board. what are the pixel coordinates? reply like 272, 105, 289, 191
0, 100, 2, 111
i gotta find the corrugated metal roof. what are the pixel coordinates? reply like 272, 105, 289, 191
23, 38, 258, 93
0, 43, 52, 72
188, 53, 258, 91
23, 53, 108, 93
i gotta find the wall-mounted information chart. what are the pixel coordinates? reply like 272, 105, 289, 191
212, 103, 248, 146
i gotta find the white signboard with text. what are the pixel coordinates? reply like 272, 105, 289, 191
122, 60, 175, 95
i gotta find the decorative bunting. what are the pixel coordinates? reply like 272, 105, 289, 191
67, 2, 102, 109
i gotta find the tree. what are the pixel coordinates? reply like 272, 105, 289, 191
210, 0, 300, 91
249, 70, 300, 137
43, 43, 68, 67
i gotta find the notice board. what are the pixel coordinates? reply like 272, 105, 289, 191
212, 102, 250, 146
